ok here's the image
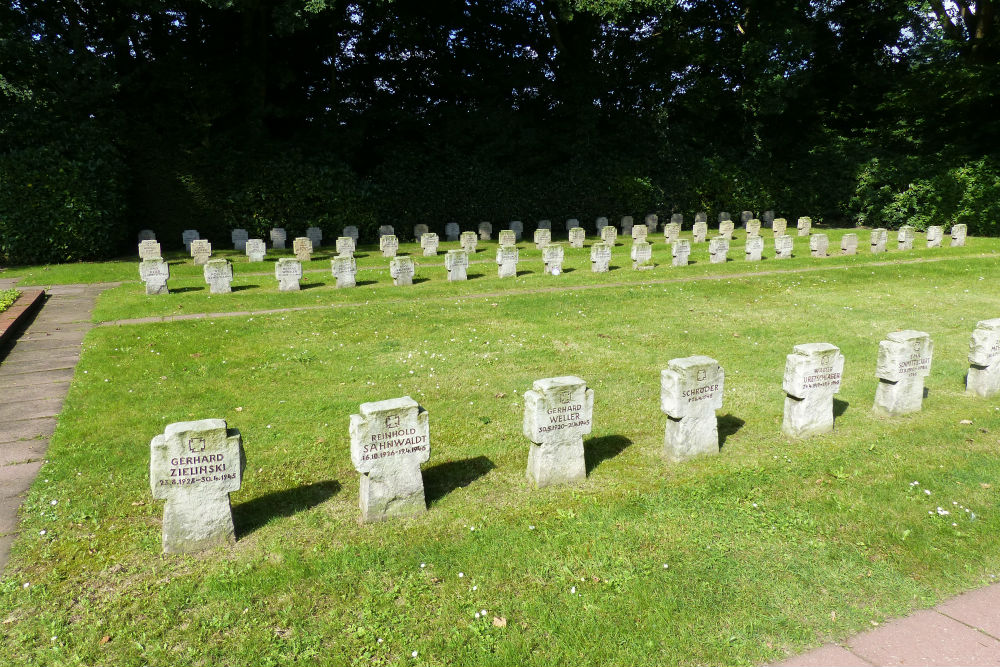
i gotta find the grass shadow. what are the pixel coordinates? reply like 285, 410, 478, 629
300, 281, 326, 290
562, 267, 576, 274
171, 286, 204, 294
584, 435, 633, 474
231, 284, 258, 292
833, 398, 849, 418
516, 270, 535, 277
356, 279, 377, 287
233, 480, 341, 538
423, 456, 496, 507
466, 272, 485, 280
412, 277, 430, 285
718, 414, 745, 449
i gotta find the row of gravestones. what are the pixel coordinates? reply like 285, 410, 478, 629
150, 322, 1000, 553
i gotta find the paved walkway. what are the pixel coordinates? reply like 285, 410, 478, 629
0, 283, 113, 573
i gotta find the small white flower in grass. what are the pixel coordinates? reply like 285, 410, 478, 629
472, 585, 477, 591
411, 650, 418, 658
953, 501, 958, 505
469, 526, 475, 532
480, 609, 486, 616
458, 572, 464, 578
377, 638, 383, 644
663, 563, 669, 569
952, 523, 958, 527
752, 503, 758, 508
529, 525, 535, 530
50, 500, 57, 506
22, 583, 29, 589
39, 530, 45, 536
570, 586, 576, 594
267, 425, 272, 429
475, 612, 480, 619
910, 481, 919, 486
51, 636, 57, 642
420, 563, 426, 568
924, 489, 931, 495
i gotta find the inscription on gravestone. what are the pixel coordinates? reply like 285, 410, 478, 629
967, 319, 1000, 398
810, 233, 829, 257
543, 244, 564, 275
331, 255, 357, 288
203, 259, 233, 294
497, 246, 518, 278
498, 230, 516, 247
590, 241, 611, 272
631, 240, 653, 269
293, 237, 313, 262
874, 330, 933, 416
140, 259, 170, 295
270, 227, 287, 249
709, 237, 729, 263
139, 240, 161, 261
897, 225, 915, 250
661, 356, 724, 462
390, 256, 415, 286
534, 228, 551, 250
926, 226, 943, 248
190, 239, 212, 266
245, 239, 266, 262
774, 235, 794, 259
380, 234, 399, 258
336, 236, 355, 257
445, 249, 469, 281
745, 235, 763, 261
782, 343, 844, 438
632, 225, 648, 242
600, 225, 617, 246
460, 231, 478, 253
797, 217, 811, 236
420, 232, 439, 257
672, 239, 691, 267
841, 233, 858, 255
569, 227, 586, 248
479, 221, 493, 241
692, 221, 708, 243
663, 222, 680, 244
523, 377, 594, 488
772, 218, 788, 237
275, 257, 302, 291
870, 228, 888, 253
951, 223, 967, 247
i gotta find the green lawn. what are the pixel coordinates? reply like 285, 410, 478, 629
1, 236, 999, 666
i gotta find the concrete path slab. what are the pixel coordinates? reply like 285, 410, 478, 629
775, 644, 872, 666
0, 418, 56, 445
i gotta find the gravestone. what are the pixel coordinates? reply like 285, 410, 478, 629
709, 237, 729, 263
719, 220, 735, 240
479, 221, 493, 241
645, 213, 658, 233
870, 228, 888, 253
694, 211, 707, 224
632, 224, 648, 242
336, 236, 355, 256
331, 256, 357, 288
231, 229, 249, 252
740, 211, 753, 226
772, 218, 788, 236
670, 213, 684, 225
841, 233, 858, 255
380, 234, 399, 258
378, 225, 394, 239
631, 240, 653, 269
774, 235, 794, 259
664, 222, 681, 244
139, 240, 162, 261
293, 237, 313, 262
414, 223, 429, 239
951, 223, 967, 247
182, 230, 199, 252
498, 229, 516, 247
534, 228, 551, 249
926, 225, 944, 248
510, 220, 524, 241
445, 249, 468, 281
350, 397, 429, 523
600, 225, 618, 246
275, 258, 302, 291
692, 221, 708, 243
782, 343, 844, 438
445, 222, 460, 241
660, 356, 724, 462
874, 330, 933, 416
190, 239, 212, 266
245, 239, 266, 262
745, 235, 763, 261
150, 419, 244, 553
672, 239, 690, 267
718, 212, 732, 224
460, 230, 478, 253
594, 216, 608, 233
543, 244, 564, 275
306, 226, 323, 248
537, 219, 552, 230
620, 216, 634, 236
497, 246, 518, 278
810, 233, 829, 257
343, 225, 359, 243
565, 218, 579, 232
140, 259, 170, 295
797, 217, 812, 236
569, 227, 586, 248
420, 232, 439, 257
270, 227, 287, 249
523, 376, 594, 488
762, 210, 775, 226
967, 319, 1000, 398
390, 256, 415, 286
590, 241, 611, 272
138, 229, 156, 242
897, 225, 915, 250
203, 259, 233, 294
746, 219, 761, 237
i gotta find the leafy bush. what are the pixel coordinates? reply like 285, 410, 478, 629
0, 288, 20, 313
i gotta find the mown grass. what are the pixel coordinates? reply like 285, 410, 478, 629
0, 289, 20, 314
1, 249, 999, 666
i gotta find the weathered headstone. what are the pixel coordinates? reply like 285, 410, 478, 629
718, 212, 732, 224
478, 221, 492, 241
460, 230, 478, 253
140, 259, 170, 295
772, 218, 788, 236
594, 216, 608, 233
645, 213, 658, 233
672, 239, 691, 267
293, 236, 313, 262
709, 237, 729, 263
336, 236, 355, 257
746, 218, 761, 237
270, 227, 287, 249
670, 213, 684, 225
414, 223, 429, 240
510, 220, 524, 241
343, 225, 359, 243
663, 222, 681, 244
331, 255, 357, 288
445, 249, 469, 281
740, 211, 753, 226
569, 227, 586, 248
660, 356, 724, 462
745, 235, 763, 261
380, 234, 399, 258
523, 376, 594, 488
632, 224, 648, 242
378, 224, 394, 239
537, 219, 552, 230
445, 222, 460, 242
694, 211, 707, 224
797, 217, 812, 236
245, 239, 266, 262
951, 223, 967, 247
774, 235, 794, 259
274, 257, 302, 291
841, 233, 858, 255
809, 233, 829, 257
600, 225, 618, 246
203, 259, 233, 294
782, 343, 844, 438
590, 241, 611, 272
420, 232, 439, 257
762, 210, 775, 226
719, 220, 735, 240
498, 229, 517, 247
138, 229, 156, 242
620, 216, 634, 236
389, 256, 415, 286
139, 240, 162, 261
565, 218, 579, 232
926, 225, 944, 248
870, 228, 888, 253
897, 225, 915, 250
497, 245, 519, 278
306, 226, 323, 248
967, 319, 1000, 398
692, 221, 708, 243
182, 230, 199, 252
150, 419, 244, 553
231, 229, 249, 252
543, 244, 564, 275
874, 330, 933, 416
190, 239, 212, 266
631, 240, 653, 269
534, 228, 551, 249
349, 397, 429, 523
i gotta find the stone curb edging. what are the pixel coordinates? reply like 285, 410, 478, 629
0, 289, 45, 349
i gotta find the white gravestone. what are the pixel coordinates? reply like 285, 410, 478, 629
870, 228, 888, 253
590, 242, 611, 272
275, 257, 302, 291
672, 239, 691, 267
565, 218, 579, 232
331, 255, 357, 288
543, 244, 564, 275
203, 259, 233, 294
509, 220, 523, 241
190, 239, 212, 266
782, 343, 844, 438
661, 356, 724, 462
968, 319, 1000, 397
523, 376, 594, 488
951, 223, 967, 247
350, 397, 429, 523
293, 237, 313, 262
719, 220, 735, 240
270, 227, 287, 249
692, 221, 708, 243
445, 222, 460, 241
631, 240, 653, 269
897, 225, 915, 250
460, 230, 478, 253
182, 229, 199, 252
746, 219, 761, 237
632, 224, 648, 242
772, 218, 788, 237
231, 229, 249, 252
670, 213, 684, 225
537, 219, 552, 230
745, 235, 763, 261
140, 259, 170, 295
138, 229, 156, 242
378, 224, 394, 239
645, 213, 659, 233
139, 240, 162, 261
600, 225, 617, 246
413, 223, 429, 239
874, 330, 933, 416
925, 225, 943, 248
497, 246, 518, 278
343, 225, 359, 243
797, 217, 811, 236
594, 217, 608, 233
569, 227, 586, 248
390, 256, 415, 286
809, 233, 829, 257
663, 222, 680, 244
694, 211, 708, 224
150, 419, 244, 553
478, 221, 492, 241
420, 232, 439, 257
498, 229, 516, 247
709, 237, 729, 264
336, 236, 356, 257
534, 228, 551, 249
380, 234, 399, 258
774, 235, 794, 259
245, 238, 266, 262
306, 226, 323, 248
621, 216, 634, 236
841, 233, 858, 255
445, 249, 469, 281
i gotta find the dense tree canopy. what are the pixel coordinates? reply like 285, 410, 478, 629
1, 1, 998, 262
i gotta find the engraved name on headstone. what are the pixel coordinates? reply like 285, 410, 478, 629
331, 255, 357, 288
270, 227, 287, 249
745, 235, 764, 261
590, 241, 611, 272
139, 240, 162, 261
245, 238, 266, 262
293, 236, 313, 262
672, 239, 691, 267
336, 236, 356, 257
569, 227, 586, 248
420, 232, 439, 257
782, 343, 844, 438
661, 356, 724, 462
810, 233, 829, 257
774, 235, 794, 259
523, 376, 594, 488
534, 228, 551, 250
543, 244, 564, 275
445, 249, 469, 281
631, 240, 653, 269
632, 224, 648, 242
967, 319, 1000, 398
390, 256, 415, 286
275, 257, 302, 291
709, 237, 729, 263
874, 330, 933, 416
841, 233, 858, 255
951, 223, 967, 247
203, 259, 233, 294
460, 230, 478, 253
797, 217, 811, 236
870, 228, 888, 253
693, 221, 708, 243
498, 229, 517, 247
140, 258, 170, 295
190, 239, 212, 266
497, 245, 519, 278
380, 234, 399, 258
